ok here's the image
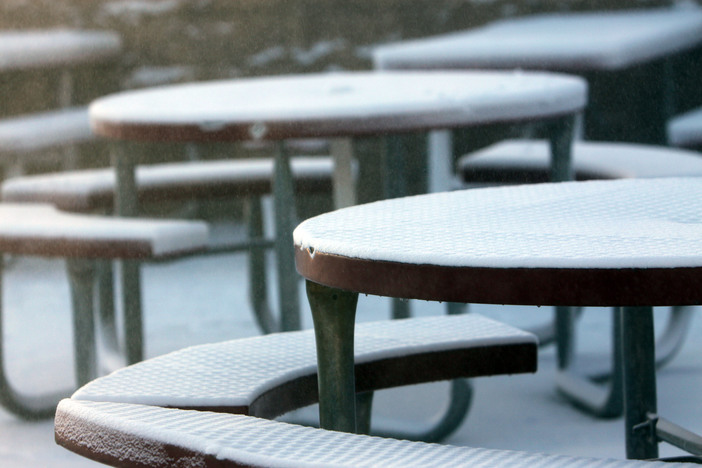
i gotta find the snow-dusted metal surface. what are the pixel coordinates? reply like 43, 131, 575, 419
56, 400, 690, 467
72, 314, 535, 408
0, 108, 93, 153
668, 106, 702, 148
294, 178, 702, 269
2, 156, 334, 211
0, 203, 208, 258
89, 71, 586, 139
373, 6, 702, 71
0, 30, 121, 71
458, 140, 702, 179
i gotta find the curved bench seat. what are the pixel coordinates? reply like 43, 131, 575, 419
458, 139, 702, 185
668, 106, 702, 149
55, 399, 686, 468
0, 203, 208, 420
71, 313, 537, 419
2, 156, 337, 367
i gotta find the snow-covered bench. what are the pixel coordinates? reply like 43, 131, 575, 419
2, 156, 335, 341
55, 399, 692, 467
457, 139, 702, 185
0, 108, 95, 179
668, 106, 702, 149
0, 203, 208, 420
54, 315, 683, 466
65, 314, 537, 420
0, 30, 122, 179
56, 313, 542, 464
1, 156, 334, 214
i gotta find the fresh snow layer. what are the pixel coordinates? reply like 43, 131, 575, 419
89, 70, 586, 137
373, 6, 702, 71
294, 178, 702, 269
72, 314, 535, 408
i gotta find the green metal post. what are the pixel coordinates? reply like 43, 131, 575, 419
66, 258, 98, 386
306, 280, 358, 433
356, 391, 374, 435
273, 142, 301, 331
547, 115, 575, 183
96, 259, 120, 358
112, 144, 143, 364
621, 306, 659, 460
246, 197, 278, 334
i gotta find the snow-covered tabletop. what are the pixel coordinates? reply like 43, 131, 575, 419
373, 6, 702, 71
295, 177, 702, 307
0, 29, 121, 72
88, 70, 586, 141
296, 177, 702, 457
88, 69, 585, 336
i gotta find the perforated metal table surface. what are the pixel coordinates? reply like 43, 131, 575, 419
295, 177, 702, 459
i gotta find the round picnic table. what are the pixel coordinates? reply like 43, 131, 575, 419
373, 5, 702, 144
88, 69, 585, 332
295, 177, 702, 459
88, 69, 585, 440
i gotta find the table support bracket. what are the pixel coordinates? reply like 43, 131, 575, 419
654, 414, 702, 457
555, 306, 693, 419
0, 257, 72, 419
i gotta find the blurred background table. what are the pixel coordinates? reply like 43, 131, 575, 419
373, 5, 702, 145
88, 69, 586, 337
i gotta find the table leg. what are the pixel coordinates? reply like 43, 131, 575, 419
273, 142, 300, 332
540, 114, 575, 348
547, 114, 576, 183
383, 133, 472, 442
384, 135, 411, 320
621, 306, 659, 460
112, 144, 143, 364
330, 138, 357, 209
306, 280, 359, 433
96, 259, 120, 364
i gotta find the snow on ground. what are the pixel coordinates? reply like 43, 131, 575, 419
1, 230, 701, 466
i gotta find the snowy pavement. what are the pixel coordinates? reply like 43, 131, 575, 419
1, 238, 701, 466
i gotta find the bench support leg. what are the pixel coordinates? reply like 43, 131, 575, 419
120, 260, 143, 365
246, 198, 279, 334
355, 391, 373, 435
0, 258, 69, 419
66, 258, 98, 386
307, 280, 358, 433
556, 306, 693, 419
555, 307, 624, 418
96, 260, 121, 366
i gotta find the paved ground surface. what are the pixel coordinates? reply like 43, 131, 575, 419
1, 225, 701, 466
